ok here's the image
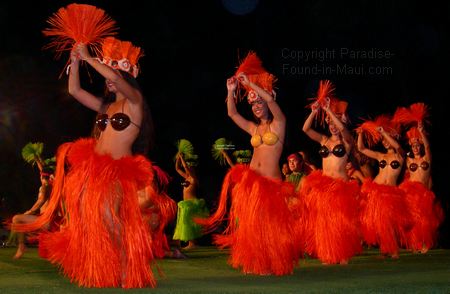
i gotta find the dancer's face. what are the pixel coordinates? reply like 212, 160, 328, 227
382, 138, 390, 149
250, 95, 268, 119
326, 118, 340, 136
411, 141, 421, 155
345, 161, 353, 170
105, 79, 118, 93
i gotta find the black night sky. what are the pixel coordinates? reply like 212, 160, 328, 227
1, 1, 449, 246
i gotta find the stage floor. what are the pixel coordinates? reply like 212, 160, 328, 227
1, 246, 449, 293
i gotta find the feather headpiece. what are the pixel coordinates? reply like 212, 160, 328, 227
100, 37, 143, 77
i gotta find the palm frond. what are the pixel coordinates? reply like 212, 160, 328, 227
232, 149, 252, 163
21, 142, 44, 165
212, 138, 233, 166
176, 139, 194, 157
44, 157, 56, 171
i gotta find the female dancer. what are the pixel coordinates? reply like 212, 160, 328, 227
11, 171, 52, 259
300, 80, 362, 265
197, 52, 300, 275
396, 103, 444, 252
173, 152, 209, 250
14, 37, 157, 288
357, 115, 411, 258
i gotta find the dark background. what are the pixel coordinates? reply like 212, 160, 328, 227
1, 0, 449, 246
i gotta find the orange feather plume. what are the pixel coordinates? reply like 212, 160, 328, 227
356, 119, 382, 147
375, 114, 400, 137
331, 100, 348, 115
393, 102, 429, 127
42, 3, 118, 58
310, 80, 336, 107
307, 80, 345, 127
234, 51, 276, 102
235, 51, 265, 77
392, 106, 411, 125
409, 102, 429, 124
357, 114, 400, 147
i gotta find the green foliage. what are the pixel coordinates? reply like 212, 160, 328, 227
21, 142, 43, 165
175, 139, 198, 166
176, 139, 195, 158
43, 157, 56, 172
21, 142, 55, 174
211, 138, 233, 166
185, 154, 199, 167
233, 149, 252, 163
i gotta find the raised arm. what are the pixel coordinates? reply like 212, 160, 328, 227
68, 49, 103, 111
323, 98, 353, 146
175, 153, 189, 179
302, 102, 326, 144
357, 132, 381, 160
418, 122, 431, 161
226, 76, 254, 135
379, 127, 403, 155
221, 150, 235, 167
35, 160, 45, 174
75, 43, 143, 105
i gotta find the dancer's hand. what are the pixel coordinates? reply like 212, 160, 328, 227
70, 48, 80, 63
237, 72, 250, 87
74, 43, 92, 61
322, 97, 331, 111
226, 76, 238, 92
311, 101, 320, 112
418, 121, 424, 132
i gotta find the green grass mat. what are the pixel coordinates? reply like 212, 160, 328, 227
1, 246, 449, 293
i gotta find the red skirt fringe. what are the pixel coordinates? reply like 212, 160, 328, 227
141, 191, 177, 259
15, 138, 156, 288
198, 165, 300, 275
360, 180, 412, 255
299, 170, 362, 264
400, 180, 444, 250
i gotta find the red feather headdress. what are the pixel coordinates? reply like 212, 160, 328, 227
406, 127, 422, 144
100, 37, 144, 78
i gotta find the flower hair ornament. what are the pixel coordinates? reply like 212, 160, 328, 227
100, 37, 144, 78
234, 51, 277, 103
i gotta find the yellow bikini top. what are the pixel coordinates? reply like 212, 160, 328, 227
250, 124, 279, 147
